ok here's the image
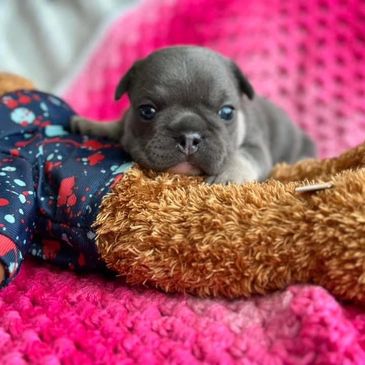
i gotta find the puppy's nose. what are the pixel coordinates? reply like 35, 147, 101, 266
176, 132, 202, 155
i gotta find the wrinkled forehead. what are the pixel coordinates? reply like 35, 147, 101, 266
131, 53, 238, 105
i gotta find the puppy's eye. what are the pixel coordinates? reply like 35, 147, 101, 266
218, 105, 235, 121
138, 105, 157, 120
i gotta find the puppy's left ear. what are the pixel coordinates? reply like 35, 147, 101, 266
115, 60, 142, 100
229, 61, 255, 100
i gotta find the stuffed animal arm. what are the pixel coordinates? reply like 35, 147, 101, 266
0, 75, 133, 287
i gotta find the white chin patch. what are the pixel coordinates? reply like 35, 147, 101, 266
167, 162, 202, 176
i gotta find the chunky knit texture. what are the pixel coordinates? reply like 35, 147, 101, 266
1, 0, 365, 363
1, 262, 365, 365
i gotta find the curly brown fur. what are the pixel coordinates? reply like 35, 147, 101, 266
271, 142, 365, 182
95, 142, 365, 303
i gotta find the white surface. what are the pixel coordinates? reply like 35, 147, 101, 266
0, 0, 139, 92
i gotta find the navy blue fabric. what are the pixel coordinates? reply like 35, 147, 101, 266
0, 90, 133, 287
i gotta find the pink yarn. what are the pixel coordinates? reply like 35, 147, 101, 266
1, 262, 365, 364
1, 0, 365, 363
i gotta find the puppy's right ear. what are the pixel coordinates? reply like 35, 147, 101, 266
114, 61, 141, 100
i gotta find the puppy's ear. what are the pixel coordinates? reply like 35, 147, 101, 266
229, 61, 255, 100
114, 61, 142, 100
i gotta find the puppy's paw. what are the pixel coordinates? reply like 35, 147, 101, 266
70, 116, 95, 135
205, 155, 260, 185
205, 170, 257, 185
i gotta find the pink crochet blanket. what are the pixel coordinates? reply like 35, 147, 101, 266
1, 0, 365, 363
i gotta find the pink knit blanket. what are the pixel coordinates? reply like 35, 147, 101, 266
1, 0, 365, 363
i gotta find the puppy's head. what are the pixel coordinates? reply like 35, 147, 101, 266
116, 46, 254, 175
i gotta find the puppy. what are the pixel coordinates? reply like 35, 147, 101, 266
72, 46, 316, 184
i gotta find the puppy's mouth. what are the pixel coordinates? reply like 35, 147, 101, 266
166, 162, 202, 176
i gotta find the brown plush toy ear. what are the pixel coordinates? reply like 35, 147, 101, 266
0, 72, 35, 96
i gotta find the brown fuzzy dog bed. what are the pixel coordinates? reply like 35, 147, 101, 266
96, 141, 365, 303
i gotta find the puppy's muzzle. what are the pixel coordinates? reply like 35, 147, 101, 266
176, 132, 202, 155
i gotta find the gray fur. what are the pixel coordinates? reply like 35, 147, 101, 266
71, 46, 316, 184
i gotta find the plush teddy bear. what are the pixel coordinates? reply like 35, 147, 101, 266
1, 72, 365, 305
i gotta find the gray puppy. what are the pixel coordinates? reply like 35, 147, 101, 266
71, 46, 316, 184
